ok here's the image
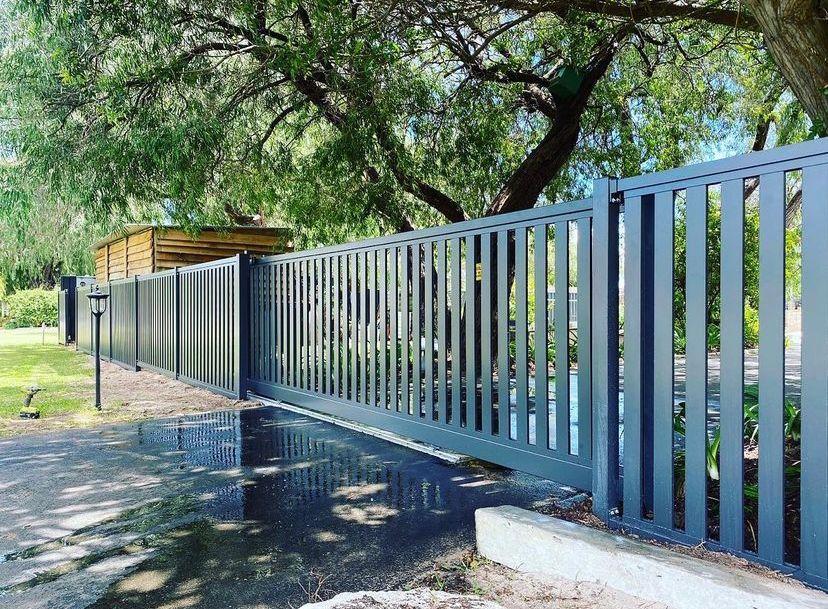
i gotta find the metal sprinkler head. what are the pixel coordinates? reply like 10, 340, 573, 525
19, 385, 42, 419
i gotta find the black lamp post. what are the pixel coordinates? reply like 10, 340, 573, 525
87, 287, 109, 410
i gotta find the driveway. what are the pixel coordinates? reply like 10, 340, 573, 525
0, 406, 570, 609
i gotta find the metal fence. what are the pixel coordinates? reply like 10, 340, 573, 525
75, 284, 92, 353
109, 278, 137, 369
69, 137, 828, 588
249, 199, 595, 489
75, 255, 248, 398
594, 137, 828, 589
177, 257, 247, 396
137, 269, 177, 375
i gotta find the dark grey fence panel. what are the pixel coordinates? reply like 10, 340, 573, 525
75, 285, 92, 354
109, 278, 138, 370
611, 138, 828, 590
137, 269, 177, 375
249, 198, 595, 490
193, 257, 242, 395
179, 258, 239, 397
80, 255, 248, 398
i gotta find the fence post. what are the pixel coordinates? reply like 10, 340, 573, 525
591, 177, 621, 521
234, 253, 251, 399
174, 267, 180, 379
108, 283, 113, 362
133, 276, 140, 371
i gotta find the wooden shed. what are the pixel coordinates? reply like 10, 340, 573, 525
92, 224, 292, 281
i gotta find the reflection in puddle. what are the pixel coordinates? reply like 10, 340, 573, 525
87, 406, 565, 608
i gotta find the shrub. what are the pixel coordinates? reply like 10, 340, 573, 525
3, 288, 58, 328
744, 303, 759, 348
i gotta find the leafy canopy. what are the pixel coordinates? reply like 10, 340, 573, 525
0, 0, 811, 253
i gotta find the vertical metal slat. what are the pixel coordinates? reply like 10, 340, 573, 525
653, 191, 675, 530
555, 222, 570, 453
720, 178, 745, 551
623, 196, 644, 521
800, 163, 828, 581
684, 184, 708, 540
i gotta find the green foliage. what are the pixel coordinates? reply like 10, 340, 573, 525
672, 384, 801, 488
671, 195, 782, 354
742, 384, 801, 444
0, 0, 811, 249
0, 161, 98, 289
3, 288, 58, 328
672, 401, 721, 482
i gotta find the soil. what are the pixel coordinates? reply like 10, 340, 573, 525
0, 359, 260, 437
412, 550, 671, 609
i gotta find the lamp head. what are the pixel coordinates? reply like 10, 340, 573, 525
87, 287, 109, 316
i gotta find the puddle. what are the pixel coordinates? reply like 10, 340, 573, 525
76, 406, 567, 608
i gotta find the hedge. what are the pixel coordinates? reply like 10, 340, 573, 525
3, 288, 58, 328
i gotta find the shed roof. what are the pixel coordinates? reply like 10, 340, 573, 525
90, 224, 290, 252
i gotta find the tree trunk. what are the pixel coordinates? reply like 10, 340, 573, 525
746, 0, 828, 130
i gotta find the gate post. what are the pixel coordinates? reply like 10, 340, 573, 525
591, 177, 621, 520
234, 253, 251, 399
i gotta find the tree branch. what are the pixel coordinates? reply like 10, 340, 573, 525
484, 27, 630, 216
498, 0, 760, 32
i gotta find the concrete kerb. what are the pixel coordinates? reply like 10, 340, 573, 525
475, 505, 828, 609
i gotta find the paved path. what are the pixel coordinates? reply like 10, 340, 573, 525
0, 407, 570, 609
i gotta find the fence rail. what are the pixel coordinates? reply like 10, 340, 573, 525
69, 137, 828, 589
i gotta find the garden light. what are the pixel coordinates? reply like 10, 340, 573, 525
87, 287, 109, 410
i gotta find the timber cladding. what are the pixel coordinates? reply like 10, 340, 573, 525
93, 225, 292, 281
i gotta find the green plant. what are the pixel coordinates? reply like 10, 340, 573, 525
672, 401, 721, 482
3, 288, 58, 328
543, 327, 578, 367
743, 304, 759, 349
672, 384, 802, 486
742, 384, 801, 444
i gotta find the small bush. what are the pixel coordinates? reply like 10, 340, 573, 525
744, 303, 759, 348
3, 288, 58, 328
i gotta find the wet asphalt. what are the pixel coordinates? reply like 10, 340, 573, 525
0, 406, 571, 608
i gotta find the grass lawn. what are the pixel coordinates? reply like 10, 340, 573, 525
0, 326, 93, 420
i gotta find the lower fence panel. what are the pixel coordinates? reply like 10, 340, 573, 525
614, 142, 828, 590
178, 259, 238, 397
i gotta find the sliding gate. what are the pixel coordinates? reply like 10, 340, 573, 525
248, 199, 594, 489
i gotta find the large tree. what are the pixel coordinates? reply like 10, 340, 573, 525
0, 0, 810, 246
501, 0, 828, 134
0, 161, 98, 288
